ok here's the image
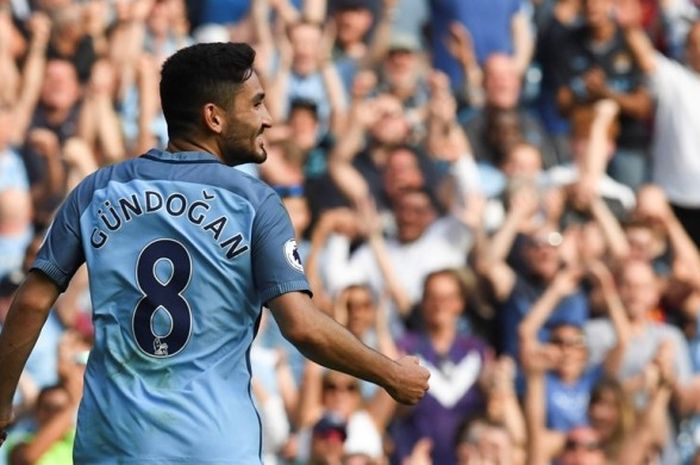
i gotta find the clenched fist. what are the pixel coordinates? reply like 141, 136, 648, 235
385, 355, 430, 405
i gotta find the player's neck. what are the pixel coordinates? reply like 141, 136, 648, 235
167, 138, 222, 160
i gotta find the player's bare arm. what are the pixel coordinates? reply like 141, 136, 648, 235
0, 271, 61, 444
268, 291, 430, 405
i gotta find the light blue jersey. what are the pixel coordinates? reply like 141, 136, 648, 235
32, 148, 310, 464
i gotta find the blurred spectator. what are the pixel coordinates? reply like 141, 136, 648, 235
629, 185, 700, 281
623, 218, 668, 272
331, 284, 397, 397
474, 191, 589, 358
534, 0, 580, 154
6, 384, 76, 465
462, 54, 561, 169
143, 0, 192, 65
620, 0, 700, 246
263, 99, 322, 186
520, 261, 631, 461
584, 258, 696, 465
526, 326, 674, 465
268, 20, 347, 137
330, 0, 375, 62
554, 0, 653, 189
632, 0, 699, 60
1, 10, 49, 143
6, 330, 87, 465
309, 413, 348, 465
46, 3, 95, 82
322, 189, 472, 329
375, 33, 429, 115
542, 99, 636, 218
429, 0, 533, 94
391, 269, 491, 465
556, 427, 607, 465
77, 59, 125, 165
326, 86, 433, 211
22, 56, 85, 223
260, 98, 338, 220
305, 207, 366, 312
587, 377, 635, 458
454, 416, 518, 465
0, 122, 32, 278
501, 142, 543, 181
31, 58, 82, 141
297, 368, 386, 463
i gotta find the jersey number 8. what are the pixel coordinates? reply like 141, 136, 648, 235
132, 239, 193, 358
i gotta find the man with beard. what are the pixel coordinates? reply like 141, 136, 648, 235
0, 42, 429, 464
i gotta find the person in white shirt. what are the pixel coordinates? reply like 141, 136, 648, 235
322, 188, 472, 336
620, 0, 700, 245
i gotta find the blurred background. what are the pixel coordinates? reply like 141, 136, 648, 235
1, 0, 700, 464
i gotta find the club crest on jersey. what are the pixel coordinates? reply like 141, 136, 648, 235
153, 337, 169, 356
284, 239, 304, 273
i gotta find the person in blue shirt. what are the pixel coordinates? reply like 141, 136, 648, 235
430, 0, 533, 93
521, 261, 632, 464
0, 42, 429, 464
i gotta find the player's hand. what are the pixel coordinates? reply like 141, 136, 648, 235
386, 356, 430, 405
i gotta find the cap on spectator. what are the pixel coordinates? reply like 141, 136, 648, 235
290, 98, 319, 118
388, 33, 422, 53
313, 414, 348, 441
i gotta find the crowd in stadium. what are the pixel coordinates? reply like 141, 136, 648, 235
1, 0, 700, 463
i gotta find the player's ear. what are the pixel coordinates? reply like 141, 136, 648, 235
202, 103, 224, 135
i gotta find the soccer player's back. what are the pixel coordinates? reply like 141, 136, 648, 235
41, 148, 306, 463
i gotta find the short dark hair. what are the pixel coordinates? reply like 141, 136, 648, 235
160, 42, 256, 139
386, 143, 420, 158
289, 98, 319, 119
